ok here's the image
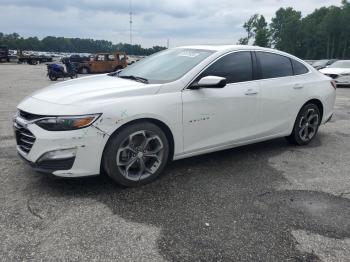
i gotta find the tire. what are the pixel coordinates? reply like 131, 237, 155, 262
80, 67, 90, 74
103, 122, 170, 187
29, 59, 38, 65
48, 73, 58, 81
286, 103, 321, 145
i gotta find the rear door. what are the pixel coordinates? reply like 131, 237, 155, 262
254, 51, 306, 137
182, 51, 260, 153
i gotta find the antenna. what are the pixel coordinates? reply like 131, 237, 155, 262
129, 0, 133, 45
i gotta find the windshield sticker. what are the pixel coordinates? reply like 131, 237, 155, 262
177, 51, 201, 58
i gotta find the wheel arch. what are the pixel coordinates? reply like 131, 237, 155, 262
100, 117, 175, 174
303, 98, 324, 121
288, 98, 324, 136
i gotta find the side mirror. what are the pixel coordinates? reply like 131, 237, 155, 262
190, 76, 226, 89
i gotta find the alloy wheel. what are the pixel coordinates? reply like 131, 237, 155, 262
298, 108, 319, 142
116, 130, 164, 181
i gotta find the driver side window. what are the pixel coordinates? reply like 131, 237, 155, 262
197, 51, 253, 84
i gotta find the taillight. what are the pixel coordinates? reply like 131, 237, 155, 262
331, 80, 337, 89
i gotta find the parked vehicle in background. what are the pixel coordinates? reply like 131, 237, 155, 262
319, 60, 350, 86
0, 45, 9, 62
304, 60, 316, 66
127, 55, 145, 65
47, 58, 78, 81
78, 52, 128, 74
312, 59, 338, 70
17, 50, 53, 65
68, 54, 90, 64
15, 45, 336, 187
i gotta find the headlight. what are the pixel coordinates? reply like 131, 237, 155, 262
35, 114, 101, 131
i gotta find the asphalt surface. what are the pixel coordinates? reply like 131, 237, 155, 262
0, 64, 349, 261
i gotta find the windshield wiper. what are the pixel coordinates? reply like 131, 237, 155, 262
118, 75, 149, 84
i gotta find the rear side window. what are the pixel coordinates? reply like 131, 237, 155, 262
199, 51, 253, 84
291, 59, 309, 75
257, 52, 293, 79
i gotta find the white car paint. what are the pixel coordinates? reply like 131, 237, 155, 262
15, 45, 336, 177
320, 60, 350, 86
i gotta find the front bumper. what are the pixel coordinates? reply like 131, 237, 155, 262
14, 116, 110, 177
18, 152, 75, 174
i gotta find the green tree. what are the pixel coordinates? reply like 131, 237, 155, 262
238, 14, 259, 45
0, 33, 166, 55
238, 14, 270, 47
270, 7, 302, 55
253, 15, 270, 47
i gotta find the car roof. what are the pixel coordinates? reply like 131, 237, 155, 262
175, 45, 276, 52
174, 45, 313, 69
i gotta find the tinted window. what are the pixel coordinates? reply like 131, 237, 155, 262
198, 52, 253, 84
257, 52, 293, 79
292, 59, 309, 75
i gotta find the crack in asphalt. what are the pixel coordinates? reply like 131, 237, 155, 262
338, 192, 350, 197
26, 199, 43, 220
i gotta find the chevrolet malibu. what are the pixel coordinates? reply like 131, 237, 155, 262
15, 45, 336, 187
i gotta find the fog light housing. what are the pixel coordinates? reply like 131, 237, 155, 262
37, 148, 77, 162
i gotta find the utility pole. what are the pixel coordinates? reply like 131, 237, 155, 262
129, 0, 133, 45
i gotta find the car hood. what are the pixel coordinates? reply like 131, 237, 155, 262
29, 74, 162, 105
319, 68, 350, 75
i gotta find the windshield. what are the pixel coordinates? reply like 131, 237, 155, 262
329, 61, 350, 68
312, 60, 328, 67
118, 48, 215, 84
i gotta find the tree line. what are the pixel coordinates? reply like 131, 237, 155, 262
238, 0, 350, 59
0, 33, 166, 56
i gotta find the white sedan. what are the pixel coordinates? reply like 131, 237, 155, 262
320, 60, 350, 86
15, 45, 336, 187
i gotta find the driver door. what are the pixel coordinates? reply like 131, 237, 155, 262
182, 51, 260, 154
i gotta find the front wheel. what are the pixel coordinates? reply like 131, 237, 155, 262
286, 103, 321, 145
103, 122, 169, 187
80, 67, 90, 74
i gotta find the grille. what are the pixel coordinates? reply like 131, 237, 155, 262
325, 74, 339, 79
14, 121, 36, 154
19, 110, 43, 121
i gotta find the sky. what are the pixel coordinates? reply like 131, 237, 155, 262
0, 0, 343, 48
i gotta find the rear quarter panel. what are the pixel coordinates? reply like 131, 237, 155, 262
293, 71, 335, 128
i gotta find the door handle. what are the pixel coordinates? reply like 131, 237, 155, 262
245, 89, 258, 95
293, 83, 304, 89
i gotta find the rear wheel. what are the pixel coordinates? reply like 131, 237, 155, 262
286, 103, 321, 145
103, 122, 169, 187
48, 73, 58, 81
29, 59, 38, 65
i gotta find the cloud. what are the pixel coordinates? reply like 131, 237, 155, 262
0, 0, 342, 47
